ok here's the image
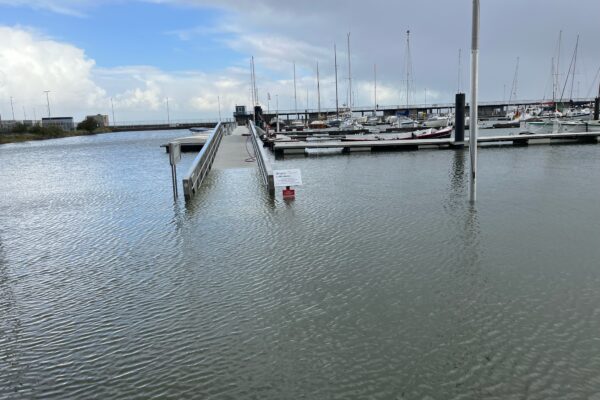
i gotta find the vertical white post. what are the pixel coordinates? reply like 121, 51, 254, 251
166, 97, 170, 125
469, 0, 480, 203
218, 95, 222, 122
44, 90, 51, 117
111, 97, 116, 126
276, 94, 280, 132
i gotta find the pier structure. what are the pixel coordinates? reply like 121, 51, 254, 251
180, 121, 274, 200
254, 98, 595, 122
112, 119, 232, 132
272, 131, 600, 159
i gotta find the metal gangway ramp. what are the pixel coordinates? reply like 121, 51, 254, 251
182, 121, 274, 200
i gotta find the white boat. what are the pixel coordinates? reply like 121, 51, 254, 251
422, 115, 450, 128
564, 107, 591, 120
189, 127, 209, 133
341, 119, 363, 130
365, 116, 380, 126
521, 119, 595, 134
395, 116, 418, 128
309, 120, 327, 129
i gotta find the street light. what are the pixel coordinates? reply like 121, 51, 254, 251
43, 90, 51, 117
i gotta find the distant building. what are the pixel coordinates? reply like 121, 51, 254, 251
0, 120, 19, 132
86, 114, 109, 127
42, 117, 74, 131
233, 105, 251, 125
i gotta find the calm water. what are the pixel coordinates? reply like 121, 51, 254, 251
1, 130, 600, 399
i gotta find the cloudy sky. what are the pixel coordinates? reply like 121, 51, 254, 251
0, 0, 599, 123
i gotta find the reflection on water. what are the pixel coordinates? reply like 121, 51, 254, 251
1, 131, 600, 399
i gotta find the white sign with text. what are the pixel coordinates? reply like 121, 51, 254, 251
273, 169, 303, 187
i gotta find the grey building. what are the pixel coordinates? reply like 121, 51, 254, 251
42, 117, 75, 131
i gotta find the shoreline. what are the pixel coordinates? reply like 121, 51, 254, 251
0, 128, 113, 145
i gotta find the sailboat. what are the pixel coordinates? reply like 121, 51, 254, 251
394, 30, 417, 129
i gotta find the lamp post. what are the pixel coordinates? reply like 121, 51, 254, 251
44, 90, 51, 117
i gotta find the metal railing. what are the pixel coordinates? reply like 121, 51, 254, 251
249, 121, 275, 196
182, 121, 235, 200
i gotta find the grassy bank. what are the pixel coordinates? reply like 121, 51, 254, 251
0, 127, 112, 145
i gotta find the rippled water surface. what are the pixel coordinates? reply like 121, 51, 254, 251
1, 130, 600, 399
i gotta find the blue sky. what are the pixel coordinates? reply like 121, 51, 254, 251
0, 2, 241, 72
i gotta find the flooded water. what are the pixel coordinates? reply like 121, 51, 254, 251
1, 129, 600, 399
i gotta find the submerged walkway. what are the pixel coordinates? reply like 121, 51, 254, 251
213, 125, 253, 169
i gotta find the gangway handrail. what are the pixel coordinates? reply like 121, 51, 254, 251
249, 121, 275, 196
182, 121, 235, 200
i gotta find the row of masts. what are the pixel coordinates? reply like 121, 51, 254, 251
253, 29, 594, 118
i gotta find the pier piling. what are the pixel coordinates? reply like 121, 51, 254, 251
594, 97, 599, 120
454, 93, 465, 146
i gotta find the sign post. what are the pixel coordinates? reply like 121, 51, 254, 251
168, 142, 181, 199
274, 169, 303, 199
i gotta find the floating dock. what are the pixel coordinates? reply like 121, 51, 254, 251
162, 134, 210, 152
272, 131, 600, 158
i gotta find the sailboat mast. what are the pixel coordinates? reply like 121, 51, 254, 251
347, 32, 352, 113
250, 57, 255, 107
293, 61, 297, 114
458, 48, 462, 93
405, 30, 411, 110
551, 57, 556, 103
556, 30, 562, 110
374, 63, 377, 114
334, 43, 339, 119
252, 56, 258, 106
569, 35, 579, 100
508, 57, 519, 107
317, 61, 321, 117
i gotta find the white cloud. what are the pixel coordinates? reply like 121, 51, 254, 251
0, 26, 106, 119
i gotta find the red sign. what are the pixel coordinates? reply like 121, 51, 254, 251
282, 188, 295, 198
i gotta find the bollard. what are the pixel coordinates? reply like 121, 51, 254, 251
455, 93, 465, 146
594, 97, 599, 120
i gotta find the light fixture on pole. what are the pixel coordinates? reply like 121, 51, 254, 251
10, 96, 15, 120
44, 90, 51, 117
111, 97, 116, 126
166, 97, 170, 125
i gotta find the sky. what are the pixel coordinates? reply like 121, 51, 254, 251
0, 0, 599, 123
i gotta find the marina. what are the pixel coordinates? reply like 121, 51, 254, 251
2, 0, 600, 399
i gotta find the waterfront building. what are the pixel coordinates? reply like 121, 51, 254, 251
42, 117, 75, 131
85, 114, 109, 127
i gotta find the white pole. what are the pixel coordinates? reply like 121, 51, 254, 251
293, 61, 297, 116
374, 63, 377, 114
111, 97, 116, 126
166, 97, 170, 125
469, 0, 480, 203
276, 94, 280, 132
347, 32, 352, 114
317, 62, 321, 117
10, 96, 15, 120
44, 90, 51, 117
218, 95, 222, 122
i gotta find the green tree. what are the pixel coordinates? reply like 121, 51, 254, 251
11, 123, 27, 133
77, 117, 100, 132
